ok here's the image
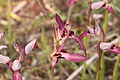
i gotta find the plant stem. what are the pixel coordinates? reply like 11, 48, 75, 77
7, 0, 12, 44
51, 67, 54, 80
113, 55, 120, 80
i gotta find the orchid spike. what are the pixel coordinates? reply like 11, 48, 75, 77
100, 42, 120, 54
67, 0, 77, 8
103, 5, 115, 14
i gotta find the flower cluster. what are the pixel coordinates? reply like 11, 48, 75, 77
0, 32, 37, 80
51, 14, 89, 67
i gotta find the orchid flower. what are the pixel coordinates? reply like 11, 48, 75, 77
67, 0, 77, 8
100, 42, 120, 54
79, 21, 105, 41
52, 50, 88, 67
52, 14, 88, 67
0, 55, 22, 80
13, 39, 37, 62
91, 1, 115, 14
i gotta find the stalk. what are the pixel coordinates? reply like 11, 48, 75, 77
96, 9, 109, 80
7, 0, 12, 44
112, 54, 120, 80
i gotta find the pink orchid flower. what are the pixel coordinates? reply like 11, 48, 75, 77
52, 14, 89, 67
100, 42, 120, 54
79, 21, 105, 41
52, 50, 88, 67
13, 39, 37, 62
0, 55, 22, 80
91, 1, 115, 14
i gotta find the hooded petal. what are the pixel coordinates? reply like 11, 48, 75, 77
25, 39, 37, 55
61, 52, 88, 62
103, 6, 115, 14
0, 45, 7, 49
0, 32, 4, 41
13, 71, 22, 80
94, 21, 105, 41
100, 42, 113, 50
55, 14, 64, 32
51, 56, 58, 67
67, 0, 77, 8
91, 1, 105, 10
12, 60, 21, 71
0, 55, 10, 64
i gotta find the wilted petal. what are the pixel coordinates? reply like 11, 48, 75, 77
0, 55, 10, 64
103, 6, 115, 14
67, 0, 77, 8
13, 71, 22, 80
25, 39, 37, 55
61, 52, 88, 62
51, 56, 58, 67
0, 45, 7, 49
91, 1, 105, 10
12, 60, 21, 71
92, 14, 103, 20
100, 42, 113, 50
0, 32, 4, 41
55, 14, 64, 32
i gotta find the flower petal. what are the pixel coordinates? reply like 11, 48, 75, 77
12, 60, 21, 71
103, 6, 115, 14
67, 0, 77, 8
51, 56, 58, 67
55, 14, 64, 32
95, 21, 105, 41
91, 1, 105, 10
79, 31, 90, 40
61, 52, 88, 62
0, 45, 7, 49
13, 71, 22, 80
70, 35, 86, 53
0, 55, 10, 64
110, 45, 120, 54
100, 42, 113, 50
25, 39, 37, 55
92, 14, 103, 20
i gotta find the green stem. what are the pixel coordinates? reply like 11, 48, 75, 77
7, 0, 12, 44
113, 55, 120, 80
81, 37, 89, 80
51, 67, 54, 80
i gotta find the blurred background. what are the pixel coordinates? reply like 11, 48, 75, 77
0, 0, 120, 80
